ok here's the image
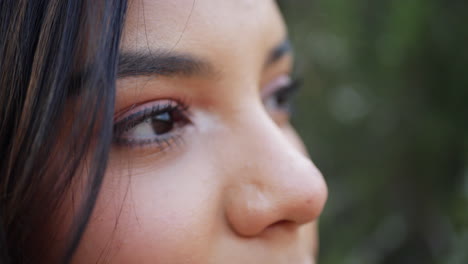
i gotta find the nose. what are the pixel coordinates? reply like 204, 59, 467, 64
223, 107, 328, 238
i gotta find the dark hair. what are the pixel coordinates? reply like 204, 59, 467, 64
0, 0, 127, 263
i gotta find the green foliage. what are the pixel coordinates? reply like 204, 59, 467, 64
281, 1, 468, 263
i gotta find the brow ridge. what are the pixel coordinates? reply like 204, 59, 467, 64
118, 51, 212, 78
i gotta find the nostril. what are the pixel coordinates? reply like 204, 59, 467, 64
266, 220, 295, 231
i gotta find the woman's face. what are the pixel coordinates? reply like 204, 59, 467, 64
71, 0, 327, 263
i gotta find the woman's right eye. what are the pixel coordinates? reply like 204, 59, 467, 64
113, 100, 190, 149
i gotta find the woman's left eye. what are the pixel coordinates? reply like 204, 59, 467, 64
263, 76, 301, 115
113, 100, 190, 149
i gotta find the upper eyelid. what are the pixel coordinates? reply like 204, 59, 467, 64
261, 74, 293, 97
114, 99, 185, 122
260, 52, 295, 92
114, 105, 168, 129
262, 78, 301, 107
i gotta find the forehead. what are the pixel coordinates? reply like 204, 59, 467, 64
121, 0, 286, 59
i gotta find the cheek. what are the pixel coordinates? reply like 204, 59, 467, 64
304, 222, 319, 258
72, 150, 221, 264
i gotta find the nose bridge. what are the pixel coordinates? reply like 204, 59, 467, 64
231, 101, 305, 166
223, 106, 328, 237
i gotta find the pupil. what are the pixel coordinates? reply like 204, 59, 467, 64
275, 92, 289, 108
151, 112, 173, 135
277, 94, 286, 106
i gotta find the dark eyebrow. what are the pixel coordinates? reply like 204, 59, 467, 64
117, 38, 292, 78
117, 51, 214, 78
265, 38, 293, 68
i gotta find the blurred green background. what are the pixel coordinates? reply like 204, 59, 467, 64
280, 1, 468, 263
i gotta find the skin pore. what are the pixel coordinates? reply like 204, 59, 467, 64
68, 0, 328, 263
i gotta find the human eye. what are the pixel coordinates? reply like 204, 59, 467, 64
113, 99, 191, 150
262, 75, 302, 118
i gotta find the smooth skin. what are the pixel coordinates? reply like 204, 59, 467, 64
69, 0, 328, 263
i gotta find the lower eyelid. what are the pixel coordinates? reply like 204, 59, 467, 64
114, 129, 185, 150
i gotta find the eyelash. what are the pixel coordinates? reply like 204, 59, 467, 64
113, 100, 190, 149
112, 77, 301, 149
264, 78, 301, 114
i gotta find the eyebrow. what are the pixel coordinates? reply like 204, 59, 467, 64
265, 38, 292, 67
117, 51, 214, 78
117, 38, 292, 78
